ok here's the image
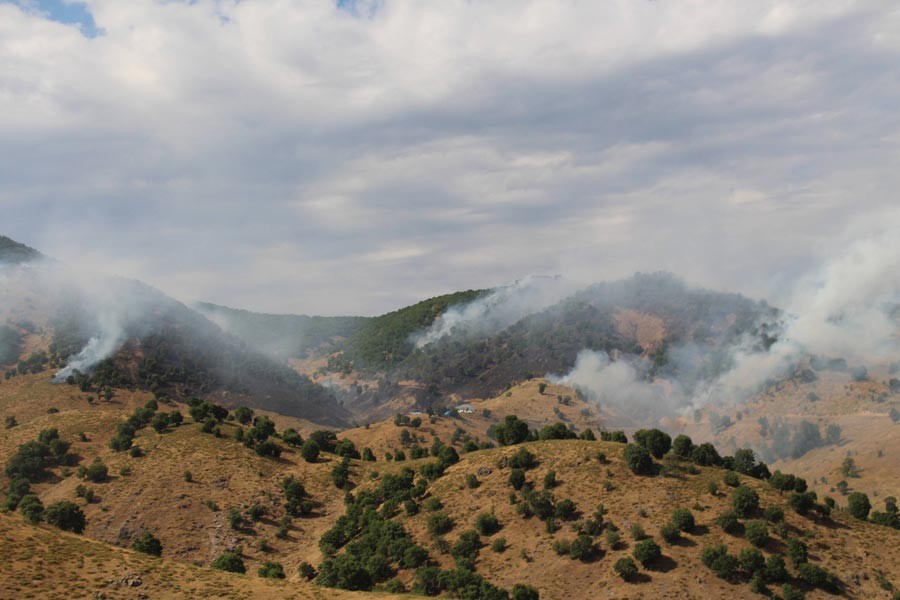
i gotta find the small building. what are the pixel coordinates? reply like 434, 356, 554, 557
455, 403, 476, 414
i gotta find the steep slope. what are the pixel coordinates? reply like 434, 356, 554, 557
0, 234, 42, 264
682, 365, 900, 502
0, 235, 348, 426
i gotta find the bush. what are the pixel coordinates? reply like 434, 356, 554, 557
44, 501, 85, 533
764, 505, 784, 522
715, 510, 741, 534
491, 537, 507, 553
744, 521, 769, 547
281, 428, 303, 447
18, 494, 44, 524
509, 468, 526, 490
786, 537, 808, 567
701, 545, 737, 580
490, 415, 530, 446
451, 530, 483, 565
411, 455, 441, 476
731, 486, 759, 517
543, 470, 557, 489
247, 504, 266, 521
632, 539, 661, 567
764, 554, 788, 582
797, 563, 838, 592
659, 523, 680, 544
511, 583, 540, 600
723, 471, 740, 487
427, 512, 454, 536
554, 498, 577, 521
672, 434, 694, 458
132, 531, 163, 556
211, 552, 246, 573
569, 534, 596, 561
848, 491, 871, 520
299, 561, 317, 580
255, 440, 282, 458
633, 429, 672, 458
475, 513, 501, 536
781, 584, 805, 600
508, 447, 537, 470
671, 508, 695, 531
258, 561, 285, 579
788, 491, 817, 515
739, 547, 765, 575
331, 458, 351, 488
623, 443, 654, 475
614, 557, 639, 581
300, 440, 320, 463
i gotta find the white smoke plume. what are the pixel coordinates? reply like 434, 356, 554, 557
52, 309, 125, 382
413, 275, 581, 347
548, 224, 900, 424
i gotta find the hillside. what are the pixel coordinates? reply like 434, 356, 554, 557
212, 272, 776, 421
682, 365, 900, 502
0, 234, 42, 264
3, 368, 899, 599
0, 237, 348, 427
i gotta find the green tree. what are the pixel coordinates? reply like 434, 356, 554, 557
511, 583, 540, 600
258, 561, 286, 579
632, 539, 661, 567
847, 491, 871, 520
623, 443, 654, 475
301, 440, 320, 463
132, 531, 163, 556
44, 501, 86, 533
211, 552, 246, 573
614, 557, 638, 581
731, 486, 759, 517
672, 434, 694, 458
234, 406, 254, 425
475, 513, 501, 536
744, 521, 768, 547
671, 508, 695, 532
633, 429, 671, 458
18, 494, 44, 524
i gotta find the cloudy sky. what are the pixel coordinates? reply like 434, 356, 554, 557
2, 0, 899, 315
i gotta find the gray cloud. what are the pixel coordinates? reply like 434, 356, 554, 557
1, 1, 899, 314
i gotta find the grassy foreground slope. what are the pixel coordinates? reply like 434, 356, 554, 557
0, 512, 405, 600
387, 440, 900, 600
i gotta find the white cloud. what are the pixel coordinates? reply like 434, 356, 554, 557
1, 1, 899, 314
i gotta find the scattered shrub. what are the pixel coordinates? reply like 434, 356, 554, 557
632, 539, 661, 567
211, 553, 246, 573
132, 531, 163, 556
614, 557, 639, 581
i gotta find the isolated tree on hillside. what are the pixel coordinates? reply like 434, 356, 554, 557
44, 501, 85, 533
301, 440, 320, 463
633, 429, 671, 459
848, 492, 871, 520
623, 443, 654, 475
132, 531, 163, 556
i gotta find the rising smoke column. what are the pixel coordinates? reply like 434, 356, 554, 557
413, 275, 581, 347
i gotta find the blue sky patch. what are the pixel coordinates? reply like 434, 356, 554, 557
336, 0, 381, 19
5, 0, 100, 37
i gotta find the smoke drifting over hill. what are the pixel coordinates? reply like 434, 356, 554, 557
549, 227, 900, 424
412, 276, 579, 347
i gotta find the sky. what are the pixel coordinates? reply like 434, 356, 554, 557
1, 0, 899, 316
